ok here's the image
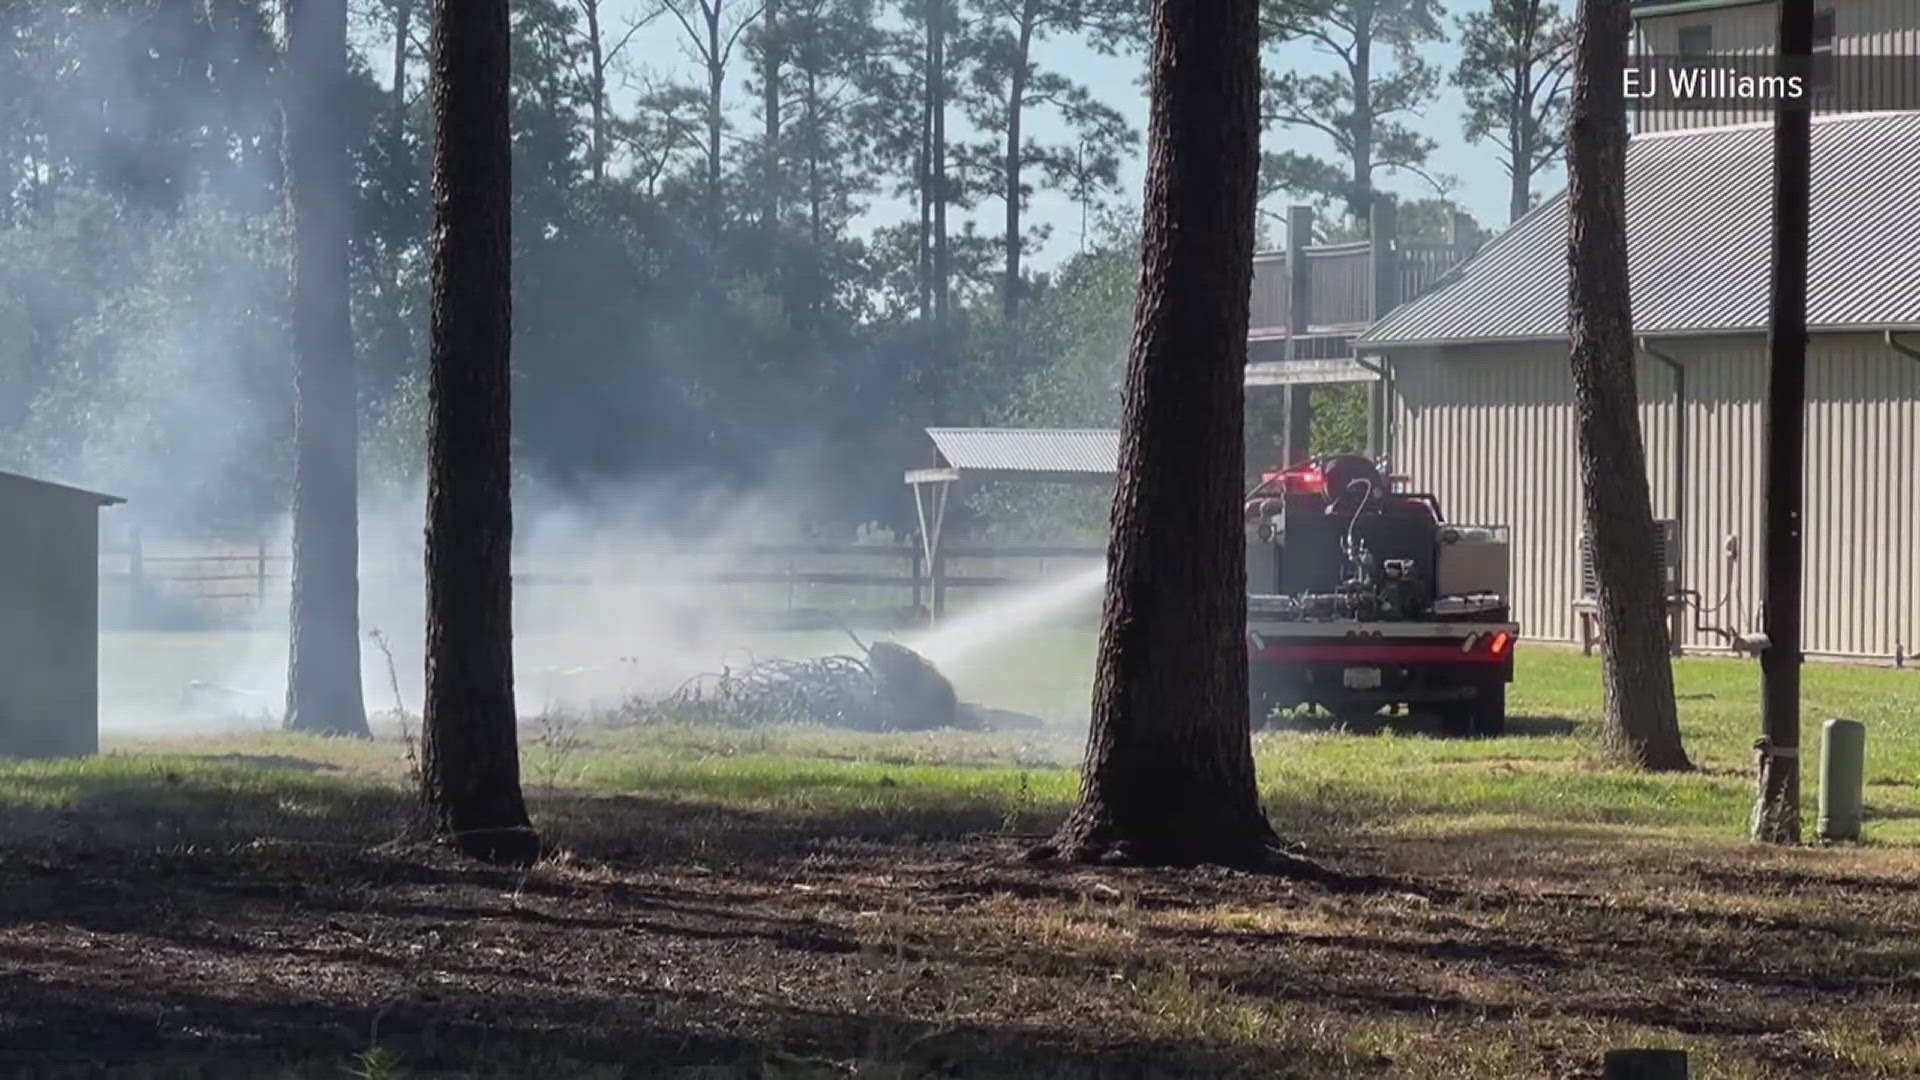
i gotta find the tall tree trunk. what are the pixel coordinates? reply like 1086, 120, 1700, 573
929, 0, 948, 335
917, 34, 933, 322
283, 0, 370, 739
420, 0, 539, 865
584, 0, 608, 183
706, 5, 725, 253
390, 0, 411, 135
1348, 13, 1372, 227
1001, 0, 1034, 323
806, 70, 822, 253
1565, 0, 1689, 772
761, 0, 780, 254
1509, 76, 1532, 223
806, 66, 824, 325
1032, 0, 1284, 869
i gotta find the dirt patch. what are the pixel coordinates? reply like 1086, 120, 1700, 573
2, 782, 1918, 1078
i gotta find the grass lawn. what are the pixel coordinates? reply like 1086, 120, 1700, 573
7, 636, 1920, 1077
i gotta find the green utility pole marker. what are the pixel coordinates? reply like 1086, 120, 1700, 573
1819, 717, 1866, 842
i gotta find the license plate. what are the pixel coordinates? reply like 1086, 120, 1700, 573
1343, 667, 1381, 690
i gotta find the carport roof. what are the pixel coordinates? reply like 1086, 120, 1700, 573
1359, 112, 1920, 349
920, 427, 1119, 480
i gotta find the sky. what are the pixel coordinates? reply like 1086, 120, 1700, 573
578, 0, 1562, 272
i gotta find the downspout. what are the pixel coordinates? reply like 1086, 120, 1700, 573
1887, 332, 1920, 665
1353, 353, 1393, 467
1639, 337, 1686, 607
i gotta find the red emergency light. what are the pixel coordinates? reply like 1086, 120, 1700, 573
1261, 464, 1326, 495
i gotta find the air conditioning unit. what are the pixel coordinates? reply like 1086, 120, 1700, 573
1580, 519, 1679, 598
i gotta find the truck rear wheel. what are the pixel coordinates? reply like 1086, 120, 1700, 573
1438, 684, 1506, 738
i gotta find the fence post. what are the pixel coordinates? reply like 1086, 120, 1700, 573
910, 547, 923, 616
257, 539, 268, 607
931, 550, 946, 622
128, 524, 146, 627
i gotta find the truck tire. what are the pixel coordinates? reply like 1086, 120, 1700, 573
1249, 667, 1297, 729
1468, 684, 1506, 737
1438, 684, 1506, 738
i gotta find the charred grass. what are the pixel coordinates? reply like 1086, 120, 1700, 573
4, 648, 1920, 1076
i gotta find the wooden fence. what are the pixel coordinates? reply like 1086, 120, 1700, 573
99, 535, 1105, 629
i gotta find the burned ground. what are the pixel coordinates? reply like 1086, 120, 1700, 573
3, 728, 1920, 1080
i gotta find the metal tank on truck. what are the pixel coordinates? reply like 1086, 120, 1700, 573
1244, 455, 1517, 736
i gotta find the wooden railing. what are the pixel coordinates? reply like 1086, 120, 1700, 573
1248, 236, 1474, 339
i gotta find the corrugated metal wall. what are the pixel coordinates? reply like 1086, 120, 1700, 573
1389, 334, 1920, 659
1634, 0, 1920, 134
1635, 0, 1777, 134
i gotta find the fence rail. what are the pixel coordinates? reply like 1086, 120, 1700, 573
99, 537, 1106, 629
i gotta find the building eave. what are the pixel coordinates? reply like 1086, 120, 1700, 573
1361, 324, 1920, 352
1632, 0, 1771, 19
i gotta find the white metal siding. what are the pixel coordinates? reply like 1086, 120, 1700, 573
1635, 0, 1778, 133
1635, 0, 1920, 134
1389, 334, 1920, 659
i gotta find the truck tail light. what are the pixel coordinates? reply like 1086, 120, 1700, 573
1489, 631, 1512, 656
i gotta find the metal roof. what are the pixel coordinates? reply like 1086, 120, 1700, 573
924, 428, 1119, 476
0, 470, 124, 506
1359, 112, 1920, 349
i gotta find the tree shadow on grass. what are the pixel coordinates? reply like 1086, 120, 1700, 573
0, 966, 1280, 1079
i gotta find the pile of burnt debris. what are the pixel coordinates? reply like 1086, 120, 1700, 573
635, 638, 1044, 733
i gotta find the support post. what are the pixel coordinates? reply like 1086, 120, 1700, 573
931, 550, 946, 621
1366, 376, 1384, 457
1286, 206, 1314, 462
1286, 205, 1313, 342
1370, 194, 1400, 321
1446, 210, 1479, 261
1754, 0, 1813, 845
257, 539, 269, 607
1367, 196, 1400, 463
128, 524, 145, 628
907, 471, 953, 625
910, 547, 923, 615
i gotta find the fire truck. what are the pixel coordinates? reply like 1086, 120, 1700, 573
1245, 455, 1516, 736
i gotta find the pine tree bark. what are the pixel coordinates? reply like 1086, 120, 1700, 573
1032, 0, 1285, 869
283, 0, 370, 739
1565, 0, 1690, 772
390, 0, 411, 137
584, 0, 610, 183
420, 0, 539, 865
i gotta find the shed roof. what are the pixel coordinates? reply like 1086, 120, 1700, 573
1359, 112, 1920, 349
0, 470, 124, 506
924, 428, 1119, 478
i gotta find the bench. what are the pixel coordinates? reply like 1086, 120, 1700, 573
1572, 595, 1688, 657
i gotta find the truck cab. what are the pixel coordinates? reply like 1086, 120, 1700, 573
1245, 455, 1517, 736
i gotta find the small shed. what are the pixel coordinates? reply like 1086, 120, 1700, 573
0, 470, 123, 758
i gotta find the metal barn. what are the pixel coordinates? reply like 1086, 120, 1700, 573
1356, 112, 1920, 662
0, 470, 123, 758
